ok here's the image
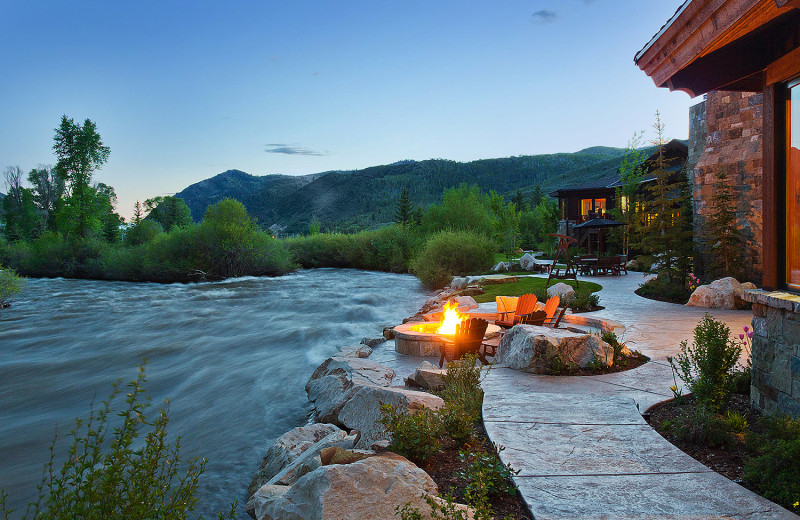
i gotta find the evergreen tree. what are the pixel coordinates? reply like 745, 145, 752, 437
512, 189, 527, 212
147, 196, 192, 232
704, 168, 746, 280
529, 185, 544, 208
393, 187, 413, 226
132, 201, 144, 224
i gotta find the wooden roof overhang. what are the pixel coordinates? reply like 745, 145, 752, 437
635, 0, 800, 97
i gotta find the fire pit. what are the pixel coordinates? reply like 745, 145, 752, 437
394, 302, 502, 357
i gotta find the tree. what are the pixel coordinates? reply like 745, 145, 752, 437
393, 187, 414, 226
94, 183, 124, 242
487, 191, 521, 257
3, 166, 23, 215
529, 185, 544, 208
148, 196, 192, 232
611, 132, 648, 256
27, 165, 65, 231
512, 189, 527, 212
308, 216, 321, 235
132, 201, 144, 224
52, 116, 110, 238
2, 166, 43, 240
704, 168, 746, 280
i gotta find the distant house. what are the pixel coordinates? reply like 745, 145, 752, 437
552, 139, 688, 250
635, 0, 800, 417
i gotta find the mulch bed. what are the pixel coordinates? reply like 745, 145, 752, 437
550, 351, 650, 376
420, 421, 533, 519
646, 393, 762, 483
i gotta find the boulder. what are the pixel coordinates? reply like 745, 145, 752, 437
449, 276, 469, 290
305, 357, 395, 425
519, 253, 536, 271
479, 275, 519, 285
626, 258, 640, 271
338, 385, 446, 449
382, 327, 395, 340
360, 336, 385, 348
455, 287, 485, 297
252, 453, 442, 520
337, 344, 373, 358
547, 282, 575, 299
448, 295, 479, 310
404, 361, 446, 391
687, 277, 754, 310
495, 324, 614, 373
491, 261, 508, 272
246, 423, 359, 517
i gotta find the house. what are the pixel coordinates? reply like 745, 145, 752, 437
552, 140, 688, 252
635, 0, 800, 417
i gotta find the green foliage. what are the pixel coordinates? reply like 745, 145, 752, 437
457, 445, 519, 498
439, 354, 484, 421
410, 230, 496, 289
0, 364, 236, 520
563, 285, 600, 311
421, 184, 494, 237
662, 405, 734, 448
704, 168, 746, 280
635, 274, 692, 304
668, 314, 741, 412
285, 225, 421, 273
307, 216, 321, 236
472, 276, 602, 304
148, 196, 193, 232
394, 187, 414, 227
743, 415, 800, 513
723, 411, 748, 433
52, 116, 111, 238
378, 404, 444, 465
611, 132, 648, 256
439, 402, 475, 446
601, 331, 625, 362
487, 191, 521, 257
125, 219, 164, 246
0, 265, 25, 307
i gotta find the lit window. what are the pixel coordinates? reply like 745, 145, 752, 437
788, 82, 800, 290
581, 199, 593, 217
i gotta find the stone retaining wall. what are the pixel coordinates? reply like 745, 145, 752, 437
744, 290, 800, 418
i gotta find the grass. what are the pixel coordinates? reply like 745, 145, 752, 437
472, 277, 602, 303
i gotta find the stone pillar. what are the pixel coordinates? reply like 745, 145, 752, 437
744, 290, 800, 418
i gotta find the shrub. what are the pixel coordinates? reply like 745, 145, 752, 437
0, 265, 25, 307
124, 219, 164, 246
564, 286, 600, 311
439, 354, 484, 420
456, 445, 519, 498
636, 274, 692, 304
743, 415, 800, 513
668, 314, 741, 412
411, 230, 496, 289
0, 364, 236, 519
666, 405, 734, 448
439, 402, 475, 446
601, 331, 624, 362
378, 404, 444, 464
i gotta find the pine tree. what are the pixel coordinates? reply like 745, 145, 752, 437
704, 168, 746, 280
393, 187, 413, 226
132, 201, 143, 224
512, 189, 527, 212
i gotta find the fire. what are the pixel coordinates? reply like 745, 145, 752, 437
436, 302, 464, 335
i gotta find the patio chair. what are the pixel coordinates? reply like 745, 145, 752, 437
616, 255, 628, 275
495, 293, 537, 328
541, 296, 560, 323
495, 296, 519, 323
439, 318, 490, 367
543, 305, 567, 328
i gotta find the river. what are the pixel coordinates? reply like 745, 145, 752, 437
0, 269, 427, 518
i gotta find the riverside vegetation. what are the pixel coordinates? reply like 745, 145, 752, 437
1, 116, 562, 288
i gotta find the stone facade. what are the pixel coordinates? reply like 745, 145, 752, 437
743, 290, 800, 418
687, 91, 763, 284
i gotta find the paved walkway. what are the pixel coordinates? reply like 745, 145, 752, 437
482, 273, 799, 519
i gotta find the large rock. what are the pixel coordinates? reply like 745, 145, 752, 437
338, 385, 445, 449
338, 344, 373, 358
449, 276, 469, 290
687, 277, 754, 310
246, 424, 359, 517
491, 261, 508, 272
519, 253, 536, 271
495, 324, 614, 373
252, 453, 441, 520
547, 282, 575, 299
404, 361, 446, 391
306, 357, 395, 425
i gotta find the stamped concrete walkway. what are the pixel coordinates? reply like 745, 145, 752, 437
483, 273, 799, 519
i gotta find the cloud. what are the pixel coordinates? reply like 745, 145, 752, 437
531, 10, 558, 25
265, 144, 327, 156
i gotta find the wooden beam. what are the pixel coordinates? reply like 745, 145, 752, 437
762, 84, 784, 290
766, 46, 800, 85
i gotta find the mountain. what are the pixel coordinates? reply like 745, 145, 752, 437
175, 148, 629, 233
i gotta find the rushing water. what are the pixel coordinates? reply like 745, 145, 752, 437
0, 269, 427, 518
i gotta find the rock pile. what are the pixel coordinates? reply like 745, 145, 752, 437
687, 277, 757, 310
495, 324, 614, 373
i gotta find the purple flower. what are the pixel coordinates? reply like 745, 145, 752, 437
748, 331, 754, 338
743, 325, 750, 333
739, 334, 745, 340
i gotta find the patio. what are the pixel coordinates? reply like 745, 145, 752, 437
482, 273, 798, 518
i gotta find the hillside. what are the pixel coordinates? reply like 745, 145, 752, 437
176, 148, 630, 233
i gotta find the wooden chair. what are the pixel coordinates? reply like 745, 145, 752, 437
518, 309, 547, 326
543, 306, 567, 328
439, 318, 490, 367
495, 293, 537, 328
542, 296, 560, 323
615, 255, 628, 275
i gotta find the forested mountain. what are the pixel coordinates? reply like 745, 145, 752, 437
175, 148, 629, 234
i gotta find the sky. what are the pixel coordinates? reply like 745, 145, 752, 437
0, 0, 695, 221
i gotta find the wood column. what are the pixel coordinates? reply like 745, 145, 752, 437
762, 84, 787, 290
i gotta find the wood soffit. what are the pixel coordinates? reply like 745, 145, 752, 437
635, 0, 799, 96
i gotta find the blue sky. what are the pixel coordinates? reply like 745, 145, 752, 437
0, 0, 692, 220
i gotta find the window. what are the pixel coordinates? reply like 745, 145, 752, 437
788, 83, 800, 290
581, 199, 593, 217
594, 198, 607, 214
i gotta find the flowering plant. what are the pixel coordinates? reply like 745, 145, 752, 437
735, 325, 754, 370
687, 272, 701, 292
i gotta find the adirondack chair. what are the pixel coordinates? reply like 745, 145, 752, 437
439, 318, 490, 367
541, 296, 564, 327
495, 293, 537, 328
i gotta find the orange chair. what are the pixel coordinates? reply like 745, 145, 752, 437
542, 296, 565, 328
495, 293, 537, 328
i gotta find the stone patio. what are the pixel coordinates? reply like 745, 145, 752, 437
483, 273, 799, 519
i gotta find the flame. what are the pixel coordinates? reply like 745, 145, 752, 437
436, 302, 464, 335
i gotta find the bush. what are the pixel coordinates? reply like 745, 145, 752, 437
636, 274, 692, 304
743, 415, 800, 513
124, 219, 164, 246
411, 230, 496, 289
439, 354, 484, 420
564, 286, 600, 311
0, 364, 236, 519
378, 404, 444, 464
439, 402, 475, 446
0, 265, 25, 307
456, 446, 519, 498
663, 405, 734, 448
668, 314, 741, 412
